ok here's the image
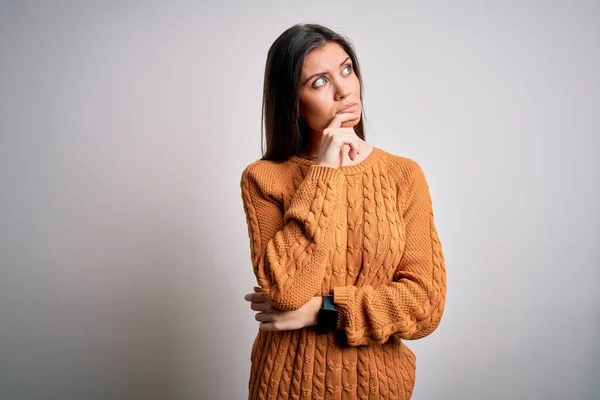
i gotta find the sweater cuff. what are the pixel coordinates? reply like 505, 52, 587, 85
333, 286, 354, 330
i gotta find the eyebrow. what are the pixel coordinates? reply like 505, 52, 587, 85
302, 56, 351, 85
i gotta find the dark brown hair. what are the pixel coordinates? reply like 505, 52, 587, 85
260, 23, 367, 161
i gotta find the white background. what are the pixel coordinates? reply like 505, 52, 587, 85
1, 1, 598, 399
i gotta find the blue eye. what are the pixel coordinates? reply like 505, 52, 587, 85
312, 77, 326, 88
311, 64, 353, 89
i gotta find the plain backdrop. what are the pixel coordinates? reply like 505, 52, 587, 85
1, 1, 599, 399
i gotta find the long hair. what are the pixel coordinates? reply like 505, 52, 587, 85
260, 23, 366, 161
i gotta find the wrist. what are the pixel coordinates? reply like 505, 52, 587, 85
308, 296, 323, 326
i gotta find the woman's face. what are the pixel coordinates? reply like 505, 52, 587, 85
298, 41, 361, 134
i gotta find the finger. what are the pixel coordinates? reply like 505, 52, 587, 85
324, 127, 357, 136
329, 136, 362, 158
341, 141, 361, 161
348, 145, 358, 160
326, 114, 359, 131
244, 292, 267, 302
244, 287, 263, 301
326, 110, 361, 130
255, 312, 274, 322
259, 321, 275, 331
338, 112, 361, 126
348, 141, 361, 160
250, 302, 274, 312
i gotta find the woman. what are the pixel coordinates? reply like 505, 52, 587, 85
241, 23, 446, 400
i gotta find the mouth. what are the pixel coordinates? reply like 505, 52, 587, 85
337, 102, 359, 113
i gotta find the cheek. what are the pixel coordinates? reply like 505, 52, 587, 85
350, 75, 361, 95
300, 94, 334, 128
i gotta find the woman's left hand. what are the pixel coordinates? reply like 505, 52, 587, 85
244, 286, 323, 331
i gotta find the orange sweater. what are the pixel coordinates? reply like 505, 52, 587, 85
240, 146, 446, 400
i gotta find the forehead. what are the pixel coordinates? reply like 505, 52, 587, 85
302, 42, 349, 73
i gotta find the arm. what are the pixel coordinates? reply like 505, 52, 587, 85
241, 162, 345, 311
332, 159, 447, 346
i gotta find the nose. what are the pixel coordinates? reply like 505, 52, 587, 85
334, 81, 350, 101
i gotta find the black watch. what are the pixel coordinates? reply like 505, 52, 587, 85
316, 295, 338, 334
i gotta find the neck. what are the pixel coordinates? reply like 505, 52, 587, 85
300, 131, 322, 158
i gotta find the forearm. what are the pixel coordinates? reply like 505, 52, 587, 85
333, 270, 446, 346
242, 164, 345, 310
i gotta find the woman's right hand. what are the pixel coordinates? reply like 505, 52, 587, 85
315, 110, 364, 169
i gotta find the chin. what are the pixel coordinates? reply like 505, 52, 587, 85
341, 116, 361, 127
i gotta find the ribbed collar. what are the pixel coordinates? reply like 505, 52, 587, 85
289, 146, 384, 175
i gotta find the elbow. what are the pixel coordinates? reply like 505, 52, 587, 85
407, 311, 444, 340
401, 292, 446, 340
394, 315, 442, 341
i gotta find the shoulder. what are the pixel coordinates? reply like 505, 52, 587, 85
379, 149, 427, 189
240, 158, 293, 200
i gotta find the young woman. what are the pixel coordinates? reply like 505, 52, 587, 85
241, 23, 446, 400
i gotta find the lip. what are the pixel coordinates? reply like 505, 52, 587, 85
337, 102, 358, 113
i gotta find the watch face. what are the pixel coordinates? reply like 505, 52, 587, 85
318, 309, 338, 332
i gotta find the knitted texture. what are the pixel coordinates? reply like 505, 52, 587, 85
240, 147, 446, 400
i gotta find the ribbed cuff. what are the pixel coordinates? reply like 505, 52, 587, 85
333, 286, 354, 330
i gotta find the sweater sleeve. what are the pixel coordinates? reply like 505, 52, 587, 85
332, 159, 447, 346
241, 162, 346, 311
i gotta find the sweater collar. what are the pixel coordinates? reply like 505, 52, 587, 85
289, 146, 384, 175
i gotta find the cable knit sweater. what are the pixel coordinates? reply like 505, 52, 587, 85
240, 146, 446, 400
